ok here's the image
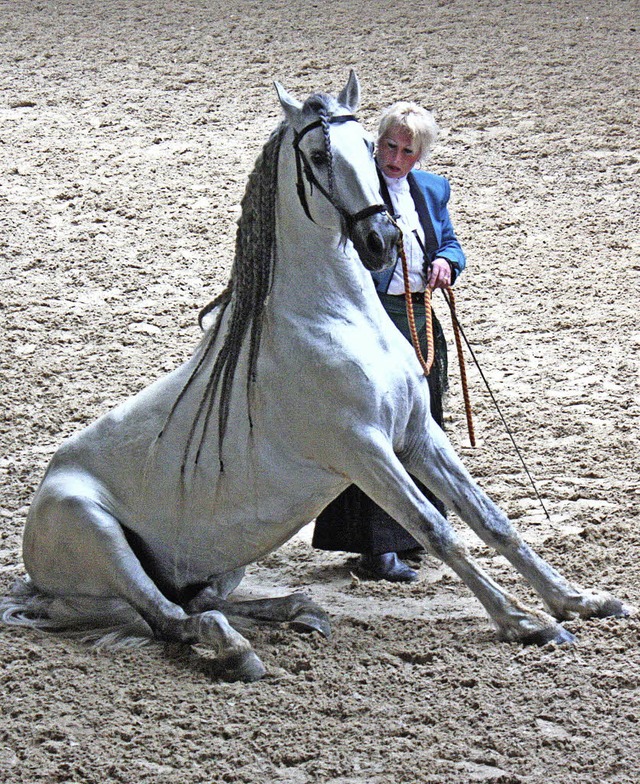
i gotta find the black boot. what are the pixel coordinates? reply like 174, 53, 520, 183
396, 546, 425, 564
358, 552, 418, 583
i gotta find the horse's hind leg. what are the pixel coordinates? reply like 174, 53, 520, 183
186, 587, 331, 637
24, 483, 266, 681
405, 426, 632, 622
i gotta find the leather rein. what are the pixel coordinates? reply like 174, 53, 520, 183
390, 214, 476, 447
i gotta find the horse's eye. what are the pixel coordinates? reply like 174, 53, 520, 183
365, 139, 375, 156
310, 150, 327, 167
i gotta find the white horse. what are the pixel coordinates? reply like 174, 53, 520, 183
1, 72, 630, 681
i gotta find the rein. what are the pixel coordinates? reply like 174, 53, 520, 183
292, 114, 388, 231
392, 217, 476, 447
395, 226, 548, 518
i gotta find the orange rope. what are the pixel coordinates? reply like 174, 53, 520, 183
395, 223, 433, 375
394, 218, 475, 446
423, 287, 434, 374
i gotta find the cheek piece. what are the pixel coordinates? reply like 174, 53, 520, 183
292, 115, 389, 233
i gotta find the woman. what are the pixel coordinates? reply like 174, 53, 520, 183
312, 101, 467, 582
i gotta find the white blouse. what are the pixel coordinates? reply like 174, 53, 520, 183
382, 172, 427, 294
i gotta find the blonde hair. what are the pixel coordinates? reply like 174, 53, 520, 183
377, 101, 439, 162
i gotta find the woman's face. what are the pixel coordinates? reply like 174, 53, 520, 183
377, 125, 421, 179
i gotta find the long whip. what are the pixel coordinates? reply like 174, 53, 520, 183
441, 288, 551, 521
444, 285, 476, 447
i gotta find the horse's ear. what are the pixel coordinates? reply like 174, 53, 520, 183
338, 70, 360, 112
274, 81, 303, 124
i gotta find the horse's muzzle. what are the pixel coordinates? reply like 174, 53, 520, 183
350, 212, 400, 272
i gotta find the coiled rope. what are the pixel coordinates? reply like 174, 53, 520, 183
394, 221, 476, 446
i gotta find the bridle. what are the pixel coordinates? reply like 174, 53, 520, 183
293, 112, 478, 450
291, 113, 388, 233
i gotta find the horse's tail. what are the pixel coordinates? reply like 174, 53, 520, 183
0, 577, 153, 650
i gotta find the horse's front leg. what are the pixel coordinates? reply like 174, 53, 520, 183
404, 424, 633, 622
344, 430, 573, 645
186, 588, 331, 638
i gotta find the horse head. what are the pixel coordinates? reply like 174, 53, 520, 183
274, 71, 399, 272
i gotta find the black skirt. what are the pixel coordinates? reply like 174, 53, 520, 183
312, 293, 448, 556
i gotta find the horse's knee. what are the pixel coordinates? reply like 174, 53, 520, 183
412, 512, 466, 563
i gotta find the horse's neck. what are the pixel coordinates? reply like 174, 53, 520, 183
269, 151, 375, 321
272, 222, 369, 310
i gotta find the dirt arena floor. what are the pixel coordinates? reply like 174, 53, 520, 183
1, 1, 639, 782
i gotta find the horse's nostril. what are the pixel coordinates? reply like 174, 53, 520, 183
366, 231, 384, 255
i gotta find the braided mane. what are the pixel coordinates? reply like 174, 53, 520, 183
161, 93, 344, 472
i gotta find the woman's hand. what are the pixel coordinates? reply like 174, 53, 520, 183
427, 257, 452, 290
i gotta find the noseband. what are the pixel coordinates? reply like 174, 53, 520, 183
292, 114, 388, 232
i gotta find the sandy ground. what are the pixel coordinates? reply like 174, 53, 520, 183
1, 1, 639, 782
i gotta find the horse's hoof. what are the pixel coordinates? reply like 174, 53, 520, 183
290, 610, 332, 639
593, 598, 634, 619
522, 624, 576, 647
219, 650, 267, 683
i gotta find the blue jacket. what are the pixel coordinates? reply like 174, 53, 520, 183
371, 169, 466, 293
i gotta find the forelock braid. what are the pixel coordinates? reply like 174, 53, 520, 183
302, 94, 348, 245
319, 111, 335, 197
